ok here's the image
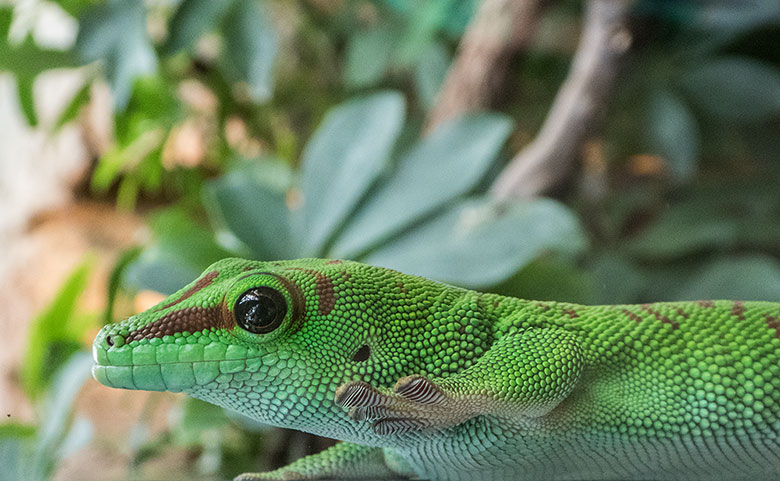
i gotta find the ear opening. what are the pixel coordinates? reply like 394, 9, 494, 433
351, 344, 371, 362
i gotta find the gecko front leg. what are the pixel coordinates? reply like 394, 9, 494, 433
336, 328, 585, 435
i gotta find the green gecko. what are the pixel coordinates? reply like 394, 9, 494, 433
93, 258, 780, 480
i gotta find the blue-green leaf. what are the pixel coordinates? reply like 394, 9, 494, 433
414, 41, 450, 109
366, 197, 587, 287
205, 161, 294, 259
331, 113, 512, 258
680, 57, 780, 123
165, 0, 235, 54
220, 0, 278, 102
627, 202, 739, 260
674, 255, 780, 302
300, 91, 405, 255
75, 0, 157, 109
124, 209, 233, 294
646, 90, 699, 182
344, 26, 396, 88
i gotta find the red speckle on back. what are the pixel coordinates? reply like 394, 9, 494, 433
622, 308, 642, 324
731, 300, 746, 320
696, 300, 715, 308
640, 304, 679, 330
765, 314, 780, 339
562, 308, 579, 319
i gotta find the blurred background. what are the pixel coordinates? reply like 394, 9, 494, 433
1, 0, 780, 479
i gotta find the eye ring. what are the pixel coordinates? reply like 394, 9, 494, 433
234, 287, 287, 334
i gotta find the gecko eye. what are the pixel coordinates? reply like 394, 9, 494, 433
234, 287, 287, 334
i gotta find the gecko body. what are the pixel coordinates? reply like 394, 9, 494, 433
92, 258, 780, 480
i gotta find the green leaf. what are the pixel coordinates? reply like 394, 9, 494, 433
220, 0, 278, 102
0, 7, 77, 126
15, 76, 37, 126
125, 208, 233, 294
54, 80, 92, 130
586, 254, 646, 305
21, 258, 93, 400
165, 0, 235, 54
493, 256, 592, 304
205, 161, 295, 259
674, 255, 780, 302
300, 91, 406, 255
680, 57, 780, 123
35, 352, 93, 473
627, 202, 739, 260
330, 113, 512, 258
414, 41, 450, 109
646, 90, 699, 182
344, 26, 396, 88
365, 197, 587, 287
173, 398, 229, 446
0, 436, 32, 481
105, 246, 142, 325
395, 0, 451, 66
75, 0, 157, 109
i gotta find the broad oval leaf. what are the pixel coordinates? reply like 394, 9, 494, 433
220, 0, 278, 102
330, 113, 513, 258
205, 161, 294, 259
627, 202, 739, 260
646, 90, 699, 182
345, 26, 396, 88
75, 0, 157, 109
674, 255, 780, 302
680, 57, 780, 123
164, 0, 235, 55
414, 41, 450, 109
365, 197, 587, 287
300, 91, 405, 255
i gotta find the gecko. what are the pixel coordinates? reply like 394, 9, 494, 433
92, 257, 780, 480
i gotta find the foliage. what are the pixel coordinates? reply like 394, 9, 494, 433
4, 0, 780, 479
1, 353, 94, 481
127, 94, 586, 294
21, 258, 96, 400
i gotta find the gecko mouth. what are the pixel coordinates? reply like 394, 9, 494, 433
92, 339, 273, 392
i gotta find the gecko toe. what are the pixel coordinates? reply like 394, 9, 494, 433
395, 375, 447, 405
335, 381, 386, 408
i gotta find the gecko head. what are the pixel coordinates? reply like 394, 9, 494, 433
92, 257, 437, 433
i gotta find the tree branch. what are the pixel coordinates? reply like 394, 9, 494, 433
424, 0, 547, 133
490, 0, 633, 201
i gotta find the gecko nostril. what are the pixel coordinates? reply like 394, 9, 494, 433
106, 333, 125, 348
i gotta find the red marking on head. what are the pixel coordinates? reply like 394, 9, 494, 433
156, 271, 219, 311
286, 267, 336, 316
126, 306, 225, 342
675, 307, 689, 319
696, 300, 715, 308
536, 302, 551, 311
325, 259, 343, 265
562, 308, 579, 319
640, 303, 679, 330
731, 300, 746, 320
243, 266, 254, 271
765, 314, 780, 339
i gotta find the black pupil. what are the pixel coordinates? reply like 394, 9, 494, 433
235, 287, 286, 334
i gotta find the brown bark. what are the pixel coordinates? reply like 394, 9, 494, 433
490, 0, 634, 200
424, 0, 547, 133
